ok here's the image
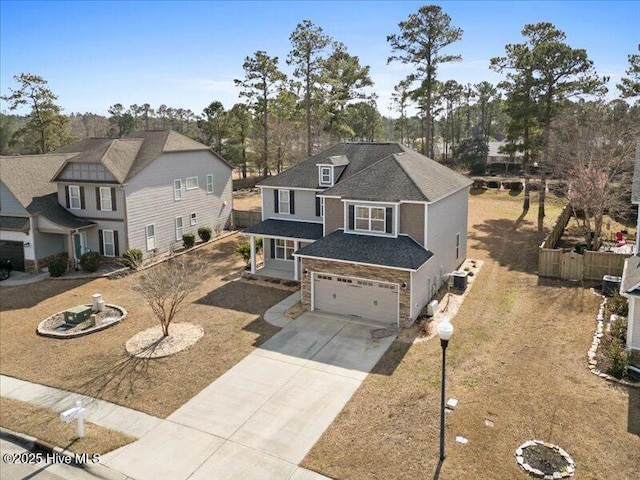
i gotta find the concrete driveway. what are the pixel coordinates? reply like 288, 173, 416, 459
104, 311, 396, 480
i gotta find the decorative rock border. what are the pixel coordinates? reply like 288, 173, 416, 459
587, 295, 639, 388
37, 304, 127, 339
515, 440, 575, 479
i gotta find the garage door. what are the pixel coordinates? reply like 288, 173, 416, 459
0, 240, 25, 271
313, 273, 398, 325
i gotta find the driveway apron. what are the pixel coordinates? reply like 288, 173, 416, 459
103, 312, 396, 480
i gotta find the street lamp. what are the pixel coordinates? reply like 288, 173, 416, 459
437, 320, 454, 461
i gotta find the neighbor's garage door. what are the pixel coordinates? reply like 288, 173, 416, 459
313, 273, 398, 325
0, 240, 25, 271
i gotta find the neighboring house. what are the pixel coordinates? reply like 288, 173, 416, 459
244, 143, 472, 327
620, 139, 640, 366
486, 141, 524, 169
0, 130, 232, 272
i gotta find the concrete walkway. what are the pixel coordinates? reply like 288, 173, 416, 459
0, 375, 162, 439
103, 309, 396, 480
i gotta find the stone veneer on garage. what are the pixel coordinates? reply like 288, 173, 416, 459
300, 257, 412, 326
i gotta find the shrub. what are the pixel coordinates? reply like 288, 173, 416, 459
601, 337, 629, 378
610, 315, 628, 344
122, 248, 143, 269
183, 233, 196, 248
48, 254, 68, 277
608, 293, 629, 317
198, 227, 212, 242
470, 162, 486, 175
80, 251, 102, 272
236, 242, 251, 266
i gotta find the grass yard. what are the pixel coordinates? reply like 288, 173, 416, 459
0, 233, 293, 418
233, 188, 262, 211
302, 189, 640, 480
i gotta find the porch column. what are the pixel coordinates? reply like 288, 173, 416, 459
250, 236, 256, 274
294, 240, 299, 281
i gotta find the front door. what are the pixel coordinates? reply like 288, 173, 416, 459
73, 232, 86, 261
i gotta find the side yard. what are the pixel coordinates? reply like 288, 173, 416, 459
0, 233, 293, 418
302, 190, 640, 479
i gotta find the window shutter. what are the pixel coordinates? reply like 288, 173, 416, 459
98, 230, 104, 255
111, 188, 117, 211
386, 207, 393, 234
114, 231, 120, 256
315, 196, 321, 217
95, 188, 101, 211
273, 190, 279, 213
290, 191, 295, 214
65, 186, 70, 208
270, 239, 275, 258
80, 186, 85, 209
348, 205, 354, 230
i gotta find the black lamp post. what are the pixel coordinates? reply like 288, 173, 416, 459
437, 320, 454, 461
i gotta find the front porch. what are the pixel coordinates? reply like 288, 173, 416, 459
253, 264, 296, 281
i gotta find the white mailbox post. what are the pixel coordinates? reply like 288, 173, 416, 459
60, 400, 86, 438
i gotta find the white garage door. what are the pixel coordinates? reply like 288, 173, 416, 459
313, 273, 399, 325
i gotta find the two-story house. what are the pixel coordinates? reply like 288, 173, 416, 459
0, 130, 232, 272
244, 143, 472, 327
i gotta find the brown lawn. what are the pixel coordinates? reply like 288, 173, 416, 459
302, 190, 640, 480
0, 233, 293, 418
233, 188, 262, 211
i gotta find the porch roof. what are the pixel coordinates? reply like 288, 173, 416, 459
295, 229, 433, 270
31, 193, 96, 230
0, 216, 30, 232
244, 219, 323, 241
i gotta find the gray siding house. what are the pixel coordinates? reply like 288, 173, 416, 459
0, 130, 232, 272
244, 143, 472, 327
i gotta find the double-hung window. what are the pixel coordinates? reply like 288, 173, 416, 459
69, 186, 81, 210
146, 224, 156, 251
275, 239, 294, 260
175, 216, 184, 240
174, 179, 182, 201
320, 166, 331, 186
190, 212, 198, 226
100, 187, 112, 211
186, 176, 198, 190
278, 190, 290, 214
355, 206, 385, 232
206, 174, 214, 194
103, 230, 115, 257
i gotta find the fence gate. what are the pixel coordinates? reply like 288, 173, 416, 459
560, 251, 584, 281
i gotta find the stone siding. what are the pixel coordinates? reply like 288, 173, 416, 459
300, 257, 413, 326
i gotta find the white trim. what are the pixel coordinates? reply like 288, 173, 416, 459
628, 299, 636, 351
186, 176, 198, 190
274, 238, 295, 261
259, 186, 322, 192
263, 217, 323, 224
69, 185, 81, 210
206, 174, 214, 194
319, 166, 333, 187
175, 216, 184, 240
244, 233, 318, 243
174, 179, 182, 201
102, 229, 115, 257
99, 187, 112, 211
145, 224, 156, 251
295, 253, 421, 272
317, 194, 342, 198
278, 189, 291, 215
190, 212, 198, 226
424, 203, 429, 250
341, 199, 401, 205
354, 205, 386, 233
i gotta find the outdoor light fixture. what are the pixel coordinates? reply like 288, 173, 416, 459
401, 281, 408, 290
303, 268, 309, 275
437, 320, 454, 461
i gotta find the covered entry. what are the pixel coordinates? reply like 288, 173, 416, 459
0, 240, 25, 271
313, 273, 399, 325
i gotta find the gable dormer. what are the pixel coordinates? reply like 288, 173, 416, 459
316, 155, 349, 188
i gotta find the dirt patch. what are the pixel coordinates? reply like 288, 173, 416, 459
301, 191, 640, 480
0, 233, 290, 418
0, 397, 134, 455
232, 189, 262, 211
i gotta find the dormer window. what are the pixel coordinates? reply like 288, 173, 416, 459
320, 166, 332, 186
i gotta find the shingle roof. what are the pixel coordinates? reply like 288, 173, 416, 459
295, 229, 433, 270
30, 194, 95, 229
322, 149, 472, 202
243, 219, 323, 240
632, 137, 640, 204
0, 216, 30, 231
258, 143, 405, 189
54, 130, 232, 183
621, 256, 640, 296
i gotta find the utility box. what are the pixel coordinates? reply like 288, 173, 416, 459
602, 275, 622, 296
427, 300, 439, 317
64, 305, 93, 325
452, 271, 468, 291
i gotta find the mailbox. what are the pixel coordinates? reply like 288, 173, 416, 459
60, 405, 84, 423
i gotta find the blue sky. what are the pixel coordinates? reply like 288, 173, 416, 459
1, 1, 638, 118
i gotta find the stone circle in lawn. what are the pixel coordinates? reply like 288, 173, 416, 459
37, 304, 127, 339
515, 440, 575, 478
126, 322, 204, 358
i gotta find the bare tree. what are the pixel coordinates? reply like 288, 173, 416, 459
133, 256, 206, 337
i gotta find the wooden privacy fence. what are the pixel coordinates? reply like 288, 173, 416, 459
232, 209, 262, 229
538, 203, 631, 281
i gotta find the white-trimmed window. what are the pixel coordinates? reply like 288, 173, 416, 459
190, 212, 197, 226
146, 224, 156, 251
103, 230, 115, 257
278, 190, 290, 214
206, 174, 214, 194
69, 185, 81, 210
275, 239, 294, 260
456, 232, 461, 259
174, 179, 182, 201
186, 176, 198, 190
320, 166, 332, 186
355, 206, 385, 232
175, 216, 184, 240
100, 187, 112, 211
